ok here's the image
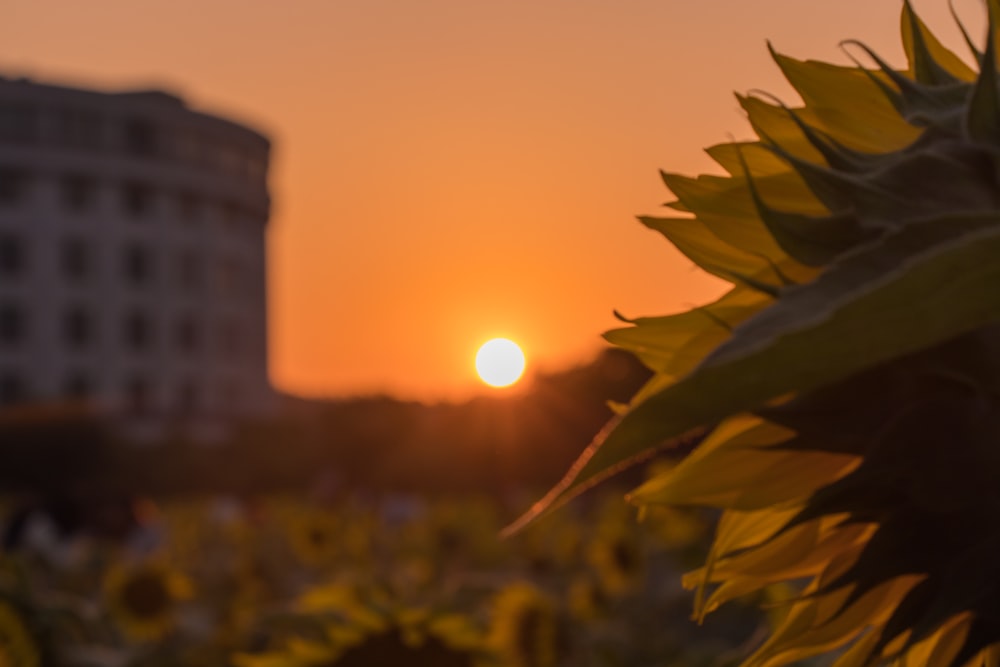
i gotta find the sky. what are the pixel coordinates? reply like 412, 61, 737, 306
0, 0, 980, 401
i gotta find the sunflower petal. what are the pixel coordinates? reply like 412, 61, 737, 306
901, 0, 976, 83
512, 215, 1000, 525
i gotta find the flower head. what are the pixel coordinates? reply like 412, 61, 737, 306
515, 3, 1000, 665
104, 561, 192, 642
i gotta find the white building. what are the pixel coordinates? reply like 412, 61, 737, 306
0, 76, 273, 435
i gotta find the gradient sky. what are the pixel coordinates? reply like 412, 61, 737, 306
0, 0, 979, 400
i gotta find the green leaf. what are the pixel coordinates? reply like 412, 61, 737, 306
504, 214, 1000, 534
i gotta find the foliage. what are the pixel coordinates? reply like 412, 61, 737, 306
0, 493, 753, 666
513, 2, 1000, 666
0, 348, 649, 499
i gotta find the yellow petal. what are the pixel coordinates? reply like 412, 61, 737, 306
694, 520, 873, 615
640, 215, 795, 286
605, 286, 767, 376
897, 612, 971, 667
901, 2, 977, 82
708, 141, 796, 178
746, 574, 926, 667
738, 95, 827, 164
685, 506, 800, 619
709, 520, 873, 582
661, 171, 822, 264
629, 414, 855, 510
770, 53, 921, 152
831, 630, 882, 667
976, 643, 1000, 667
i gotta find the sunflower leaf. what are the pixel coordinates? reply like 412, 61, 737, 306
506, 214, 1000, 532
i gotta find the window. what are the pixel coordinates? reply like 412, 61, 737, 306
61, 238, 91, 282
247, 155, 267, 182
53, 108, 103, 150
218, 258, 241, 296
0, 168, 30, 206
122, 182, 153, 219
64, 306, 93, 348
176, 249, 203, 292
218, 145, 242, 176
0, 372, 26, 405
219, 379, 241, 413
176, 379, 199, 415
174, 315, 200, 353
123, 310, 153, 351
175, 131, 202, 164
123, 117, 157, 157
64, 372, 92, 400
61, 174, 98, 213
222, 202, 242, 231
0, 234, 25, 277
177, 192, 201, 222
124, 375, 151, 415
0, 103, 38, 144
123, 243, 153, 286
0, 303, 25, 345
218, 318, 242, 359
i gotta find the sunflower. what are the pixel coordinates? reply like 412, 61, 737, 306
585, 525, 645, 597
511, 2, 1000, 666
518, 512, 583, 576
489, 583, 568, 667
288, 510, 341, 569
233, 601, 485, 667
0, 601, 40, 667
104, 561, 192, 642
234, 630, 479, 667
565, 575, 609, 621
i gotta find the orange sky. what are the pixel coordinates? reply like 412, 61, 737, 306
0, 1, 978, 400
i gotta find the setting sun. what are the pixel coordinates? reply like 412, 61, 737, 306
475, 339, 526, 388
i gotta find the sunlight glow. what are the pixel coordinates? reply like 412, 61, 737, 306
475, 338, 526, 388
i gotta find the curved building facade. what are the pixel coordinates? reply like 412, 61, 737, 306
0, 76, 273, 431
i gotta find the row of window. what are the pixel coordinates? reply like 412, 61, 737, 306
0, 100, 266, 182
0, 234, 260, 297
0, 303, 253, 359
0, 167, 264, 226
0, 370, 245, 415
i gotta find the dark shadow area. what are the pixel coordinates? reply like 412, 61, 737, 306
0, 348, 651, 503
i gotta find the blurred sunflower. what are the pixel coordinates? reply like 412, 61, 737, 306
489, 583, 568, 667
585, 525, 645, 597
513, 2, 1000, 666
566, 575, 609, 622
104, 561, 192, 642
518, 513, 583, 576
234, 630, 479, 667
160, 501, 210, 568
234, 601, 485, 667
0, 601, 40, 667
288, 510, 340, 569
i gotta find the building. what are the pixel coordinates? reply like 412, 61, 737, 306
0, 76, 273, 437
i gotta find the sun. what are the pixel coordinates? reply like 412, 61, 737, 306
475, 338, 526, 388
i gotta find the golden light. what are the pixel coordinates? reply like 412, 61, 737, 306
475, 338, 526, 388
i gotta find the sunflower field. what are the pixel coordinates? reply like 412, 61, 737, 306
0, 490, 764, 666
6, 2, 1000, 666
